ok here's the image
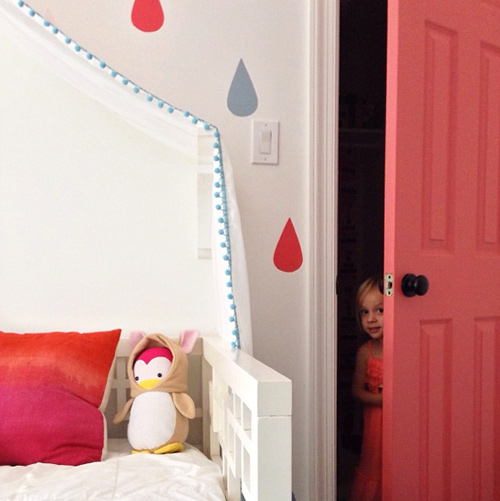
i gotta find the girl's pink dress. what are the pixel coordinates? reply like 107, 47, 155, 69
350, 341, 383, 501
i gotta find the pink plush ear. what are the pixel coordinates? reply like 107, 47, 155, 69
178, 329, 199, 354
129, 331, 146, 352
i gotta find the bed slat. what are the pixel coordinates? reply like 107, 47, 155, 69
202, 336, 292, 501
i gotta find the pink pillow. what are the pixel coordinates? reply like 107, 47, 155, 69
0, 329, 121, 466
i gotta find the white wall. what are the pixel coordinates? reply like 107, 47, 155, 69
0, 30, 217, 335
16, 1, 312, 498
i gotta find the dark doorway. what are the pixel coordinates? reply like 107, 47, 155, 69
336, 1, 387, 499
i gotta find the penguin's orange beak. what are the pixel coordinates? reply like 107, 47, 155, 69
137, 378, 160, 389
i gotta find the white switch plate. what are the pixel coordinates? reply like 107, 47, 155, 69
251, 120, 279, 165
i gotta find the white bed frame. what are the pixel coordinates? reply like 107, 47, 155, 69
106, 336, 292, 501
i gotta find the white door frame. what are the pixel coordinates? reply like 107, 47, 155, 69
309, 0, 338, 500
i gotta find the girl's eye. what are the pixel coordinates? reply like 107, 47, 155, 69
378, 308, 384, 314
360, 309, 368, 316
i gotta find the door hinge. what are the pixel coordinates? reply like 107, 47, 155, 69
385, 273, 394, 297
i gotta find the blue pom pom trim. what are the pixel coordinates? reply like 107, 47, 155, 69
12, 0, 242, 350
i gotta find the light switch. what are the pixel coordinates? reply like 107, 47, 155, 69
260, 129, 272, 154
252, 120, 279, 164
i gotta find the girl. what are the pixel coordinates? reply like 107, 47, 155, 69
350, 277, 384, 501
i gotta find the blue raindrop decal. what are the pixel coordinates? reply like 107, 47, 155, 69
227, 59, 258, 117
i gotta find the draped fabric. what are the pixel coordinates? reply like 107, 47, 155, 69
0, 0, 252, 353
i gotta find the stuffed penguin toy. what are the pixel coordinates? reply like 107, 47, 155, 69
113, 329, 199, 454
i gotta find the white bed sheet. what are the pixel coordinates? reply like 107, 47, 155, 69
0, 440, 226, 501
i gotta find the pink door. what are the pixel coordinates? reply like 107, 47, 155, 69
384, 0, 500, 499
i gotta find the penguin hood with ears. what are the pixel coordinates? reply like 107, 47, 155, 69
128, 334, 189, 398
113, 330, 199, 425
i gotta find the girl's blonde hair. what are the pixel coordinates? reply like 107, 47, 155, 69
355, 276, 383, 329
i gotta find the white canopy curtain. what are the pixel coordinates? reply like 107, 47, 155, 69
0, 0, 252, 353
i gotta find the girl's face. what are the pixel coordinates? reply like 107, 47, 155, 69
359, 286, 384, 340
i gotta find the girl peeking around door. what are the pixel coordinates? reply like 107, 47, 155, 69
350, 276, 383, 501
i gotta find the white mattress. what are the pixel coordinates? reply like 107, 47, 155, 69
0, 440, 226, 501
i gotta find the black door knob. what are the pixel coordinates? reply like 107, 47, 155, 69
401, 274, 429, 297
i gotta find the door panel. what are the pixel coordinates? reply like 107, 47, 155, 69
385, 0, 500, 499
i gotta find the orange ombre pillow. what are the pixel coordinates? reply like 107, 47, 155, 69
0, 329, 121, 466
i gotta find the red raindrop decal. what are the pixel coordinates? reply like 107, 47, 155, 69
273, 218, 303, 273
131, 0, 164, 33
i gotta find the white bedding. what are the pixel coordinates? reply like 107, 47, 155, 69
0, 440, 226, 501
